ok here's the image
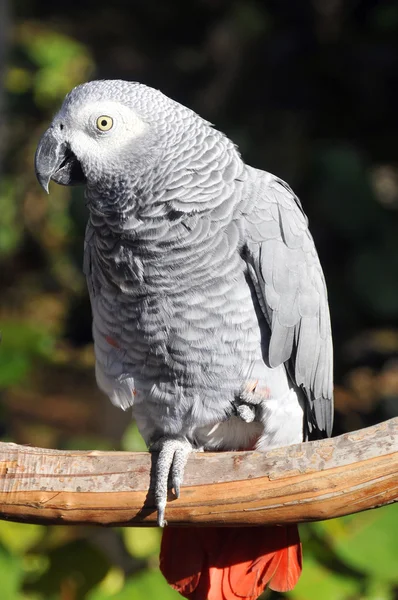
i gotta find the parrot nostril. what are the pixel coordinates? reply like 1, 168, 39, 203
60, 123, 64, 131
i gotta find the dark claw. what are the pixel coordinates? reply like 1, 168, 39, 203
173, 480, 181, 498
157, 506, 167, 528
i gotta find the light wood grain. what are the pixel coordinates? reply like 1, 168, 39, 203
0, 418, 397, 526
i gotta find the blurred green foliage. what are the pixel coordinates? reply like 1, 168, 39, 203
0, 321, 53, 387
1, 1, 398, 599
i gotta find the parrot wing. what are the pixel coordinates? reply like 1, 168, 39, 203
242, 169, 333, 437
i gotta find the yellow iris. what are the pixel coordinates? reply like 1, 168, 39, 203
96, 116, 113, 131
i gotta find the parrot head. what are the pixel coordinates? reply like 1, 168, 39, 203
34, 80, 190, 193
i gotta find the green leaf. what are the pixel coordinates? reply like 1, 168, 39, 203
364, 578, 394, 600
18, 25, 93, 106
315, 504, 398, 583
0, 544, 25, 599
88, 569, 181, 600
0, 178, 21, 256
87, 567, 125, 599
25, 539, 110, 600
23, 30, 84, 68
0, 322, 54, 387
63, 436, 114, 451
121, 423, 147, 452
123, 528, 161, 559
0, 352, 30, 388
0, 322, 54, 357
0, 522, 45, 555
289, 556, 360, 600
123, 570, 182, 600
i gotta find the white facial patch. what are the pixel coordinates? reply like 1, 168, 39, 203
61, 100, 148, 168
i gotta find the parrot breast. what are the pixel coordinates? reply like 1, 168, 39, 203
87, 202, 295, 447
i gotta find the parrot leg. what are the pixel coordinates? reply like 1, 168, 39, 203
235, 380, 270, 423
150, 437, 192, 527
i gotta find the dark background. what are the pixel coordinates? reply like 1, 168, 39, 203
0, 1, 398, 599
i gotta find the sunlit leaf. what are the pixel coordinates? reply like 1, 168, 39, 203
88, 569, 181, 600
121, 422, 147, 452
17, 24, 93, 106
364, 577, 394, 600
0, 522, 45, 555
314, 504, 398, 582
0, 544, 25, 599
289, 556, 360, 600
97, 567, 125, 596
123, 528, 161, 559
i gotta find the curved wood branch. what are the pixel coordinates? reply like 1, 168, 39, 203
0, 418, 397, 527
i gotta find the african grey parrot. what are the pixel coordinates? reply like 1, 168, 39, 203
35, 80, 333, 600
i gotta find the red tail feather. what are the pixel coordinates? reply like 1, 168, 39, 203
160, 525, 302, 600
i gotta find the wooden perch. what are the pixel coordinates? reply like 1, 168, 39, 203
0, 418, 397, 527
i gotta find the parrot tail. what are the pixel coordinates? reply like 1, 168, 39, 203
160, 525, 302, 600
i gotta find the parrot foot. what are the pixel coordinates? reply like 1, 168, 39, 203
150, 437, 192, 527
235, 381, 271, 423
236, 403, 257, 423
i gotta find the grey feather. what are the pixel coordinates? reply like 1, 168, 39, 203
243, 171, 334, 436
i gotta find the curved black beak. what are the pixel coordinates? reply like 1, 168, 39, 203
35, 127, 86, 193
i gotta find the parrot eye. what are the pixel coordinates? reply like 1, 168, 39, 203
96, 116, 113, 132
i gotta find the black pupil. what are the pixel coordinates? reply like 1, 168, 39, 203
101, 119, 108, 127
